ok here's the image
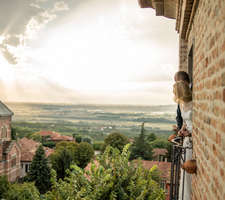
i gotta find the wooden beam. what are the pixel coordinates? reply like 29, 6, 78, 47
138, 0, 153, 8
155, 2, 164, 16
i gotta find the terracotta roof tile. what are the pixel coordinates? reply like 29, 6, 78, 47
134, 160, 171, 181
18, 137, 54, 162
39, 131, 74, 141
153, 148, 168, 157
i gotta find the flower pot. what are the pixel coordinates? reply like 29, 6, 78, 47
181, 159, 197, 174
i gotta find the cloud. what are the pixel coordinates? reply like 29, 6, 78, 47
0, 0, 69, 64
53, 1, 69, 12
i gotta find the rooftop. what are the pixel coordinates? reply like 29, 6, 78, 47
39, 131, 74, 141
0, 101, 13, 117
153, 148, 168, 157
18, 137, 54, 162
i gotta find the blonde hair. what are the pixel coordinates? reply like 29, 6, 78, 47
173, 81, 192, 104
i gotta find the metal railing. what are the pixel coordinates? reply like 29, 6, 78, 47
169, 138, 190, 200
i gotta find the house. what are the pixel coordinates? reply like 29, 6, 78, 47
138, 1, 225, 199
18, 137, 54, 177
38, 130, 74, 143
153, 148, 168, 162
0, 101, 21, 182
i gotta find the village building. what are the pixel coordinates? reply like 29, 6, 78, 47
38, 130, 74, 143
0, 101, 21, 182
138, 0, 225, 199
153, 148, 168, 162
18, 137, 54, 177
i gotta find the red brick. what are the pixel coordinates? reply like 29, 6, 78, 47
223, 88, 225, 102
221, 40, 225, 52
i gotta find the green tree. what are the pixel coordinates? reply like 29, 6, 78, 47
103, 132, 129, 152
28, 145, 51, 194
44, 145, 165, 200
76, 142, 94, 168
82, 136, 92, 144
130, 123, 153, 160
5, 182, 40, 200
147, 133, 157, 142
0, 176, 10, 199
93, 141, 104, 151
11, 127, 17, 140
50, 141, 79, 180
75, 135, 82, 143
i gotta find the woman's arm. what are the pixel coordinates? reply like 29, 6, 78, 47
178, 123, 191, 137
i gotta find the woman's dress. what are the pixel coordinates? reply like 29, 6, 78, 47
179, 102, 192, 200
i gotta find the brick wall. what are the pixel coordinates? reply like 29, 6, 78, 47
180, 0, 225, 199
179, 37, 188, 71
0, 141, 2, 161
0, 116, 12, 141
3, 143, 21, 182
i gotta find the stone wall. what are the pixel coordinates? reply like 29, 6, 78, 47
181, 0, 225, 199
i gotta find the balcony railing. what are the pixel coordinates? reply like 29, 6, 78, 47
169, 137, 192, 200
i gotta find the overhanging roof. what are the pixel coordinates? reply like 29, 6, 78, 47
138, 0, 177, 19
0, 101, 13, 117
138, 0, 198, 40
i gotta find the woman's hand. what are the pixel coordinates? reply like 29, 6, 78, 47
181, 129, 191, 137
178, 124, 189, 136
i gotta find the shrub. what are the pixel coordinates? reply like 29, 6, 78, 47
44, 144, 165, 200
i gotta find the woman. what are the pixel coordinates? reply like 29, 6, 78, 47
173, 80, 192, 200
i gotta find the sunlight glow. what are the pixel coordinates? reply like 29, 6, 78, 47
0, 36, 4, 44
0, 55, 15, 83
0, 0, 178, 105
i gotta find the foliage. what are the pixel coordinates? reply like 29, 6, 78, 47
149, 165, 162, 183
76, 142, 94, 169
0, 176, 10, 199
103, 132, 129, 152
29, 132, 42, 142
73, 133, 82, 143
5, 182, 41, 200
42, 141, 56, 148
130, 123, 153, 160
93, 141, 104, 151
51, 141, 94, 179
28, 145, 51, 194
11, 125, 34, 139
44, 144, 165, 200
147, 133, 157, 142
11, 127, 17, 140
50, 141, 79, 180
82, 136, 92, 144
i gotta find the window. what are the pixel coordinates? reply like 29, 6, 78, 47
1, 126, 7, 138
188, 45, 193, 87
11, 157, 17, 167
25, 164, 29, 173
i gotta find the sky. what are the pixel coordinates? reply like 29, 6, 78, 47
0, 0, 178, 105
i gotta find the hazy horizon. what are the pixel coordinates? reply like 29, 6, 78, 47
4, 100, 176, 107
0, 0, 178, 105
